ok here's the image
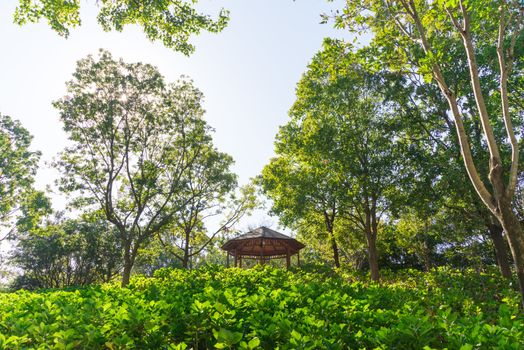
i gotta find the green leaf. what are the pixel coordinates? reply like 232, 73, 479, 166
248, 337, 260, 349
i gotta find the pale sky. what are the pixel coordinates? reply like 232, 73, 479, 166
0, 0, 349, 231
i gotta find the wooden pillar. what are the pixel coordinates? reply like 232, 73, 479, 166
239, 256, 243, 268
260, 238, 265, 265
297, 251, 301, 267
226, 252, 230, 267
286, 248, 290, 270
234, 251, 238, 267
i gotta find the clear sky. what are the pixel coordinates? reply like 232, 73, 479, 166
0, 0, 349, 232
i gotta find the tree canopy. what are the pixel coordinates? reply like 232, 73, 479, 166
13, 0, 229, 54
53, 50, 238, 285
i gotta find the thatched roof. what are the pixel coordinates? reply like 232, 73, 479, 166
222, 226, 305, 258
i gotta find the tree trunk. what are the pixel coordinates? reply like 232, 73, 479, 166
121, 250, 133, 287
330, 233, 340, 268
366, 232, 380, 282
182, 228, 190, 269
422, 237, 432, 272
367, 199, 380, 282
498, 202, 524, 306
421, 221, 432, 272
487, 222, 512, 279
324, 210, 340, 268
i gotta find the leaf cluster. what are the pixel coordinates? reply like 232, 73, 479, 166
13, 0, 229, 55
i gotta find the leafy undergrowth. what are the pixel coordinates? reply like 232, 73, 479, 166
0, 266, 522, 349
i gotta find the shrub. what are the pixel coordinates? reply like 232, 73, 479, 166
0, 266, 522, 349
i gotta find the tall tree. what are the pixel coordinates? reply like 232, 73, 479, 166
13, 0, 229, 54
54, 50, 232, 286
338, 0, 524, 304
262, 40, 402, 280
381, 72, 514, 278
0, 114, 40, 239
261, 155, 346, 268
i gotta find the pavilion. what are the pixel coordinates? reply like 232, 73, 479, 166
221, 226, 305, 269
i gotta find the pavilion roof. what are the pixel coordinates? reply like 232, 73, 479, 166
221, 226, 305, 258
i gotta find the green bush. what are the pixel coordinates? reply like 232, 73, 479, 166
0, 266, 522, 349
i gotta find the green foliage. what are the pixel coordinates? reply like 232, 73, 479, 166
13, 0, 229, 54
15, 190, 53, 234
0, 114, 40, 233
0, 266, 522, 349
10, 212, 122, 290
